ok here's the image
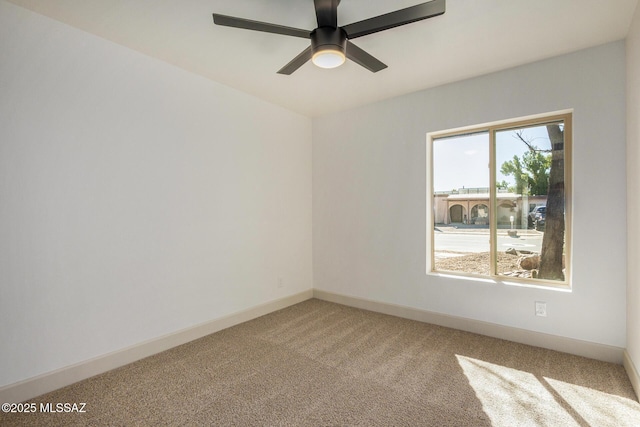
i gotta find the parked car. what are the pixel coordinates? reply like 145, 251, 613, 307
528, 205, 546, 229
534, 206, 546, 231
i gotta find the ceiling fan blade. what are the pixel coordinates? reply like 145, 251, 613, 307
314, 0, 339, 28
342, 0, 445, 39
277, 46, 313, 75
212, 14, 311, 39
346, 41, 387, 73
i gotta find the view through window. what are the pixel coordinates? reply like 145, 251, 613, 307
429, 113, 571, 286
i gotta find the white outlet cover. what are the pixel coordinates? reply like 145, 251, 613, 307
535, 301, 547, 317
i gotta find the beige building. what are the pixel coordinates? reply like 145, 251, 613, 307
433, 189, 546, 227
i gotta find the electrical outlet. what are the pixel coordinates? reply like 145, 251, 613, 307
535, 301, 547, 317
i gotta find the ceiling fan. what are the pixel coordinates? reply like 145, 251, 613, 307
212, 0, 445, 75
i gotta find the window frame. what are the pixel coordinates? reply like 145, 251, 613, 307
426, 111, 572, 289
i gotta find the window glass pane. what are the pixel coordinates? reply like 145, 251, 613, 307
432, 132, 491, 275
494, 123, 566, 282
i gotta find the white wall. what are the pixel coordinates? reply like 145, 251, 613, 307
313, 42, 627, 347
627, 3, 640, 374
0, 1, 312, 388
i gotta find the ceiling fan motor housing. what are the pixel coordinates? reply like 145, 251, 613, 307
311, 27, 347, 57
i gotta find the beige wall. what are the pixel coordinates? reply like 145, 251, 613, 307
314, 42, 627, 347
0, 1, 313, 388
627, 1, 640, 383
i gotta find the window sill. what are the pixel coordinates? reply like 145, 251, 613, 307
427, 270, 572, 292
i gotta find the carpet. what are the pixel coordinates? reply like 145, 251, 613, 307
1, 299, 638, 426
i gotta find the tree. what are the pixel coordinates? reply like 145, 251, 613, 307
500, 150, 551, 195
500, 155, 526, 194
496, 180, 511, 191
538, 124, 565, 280
522, 150, 551, 196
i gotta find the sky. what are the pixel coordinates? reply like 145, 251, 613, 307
432, 125, 553, 192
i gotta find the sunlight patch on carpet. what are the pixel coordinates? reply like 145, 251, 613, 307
456, 355, 640, 426
543, 376, 640, 426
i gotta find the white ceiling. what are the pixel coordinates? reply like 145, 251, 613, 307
7, 0, 639, 117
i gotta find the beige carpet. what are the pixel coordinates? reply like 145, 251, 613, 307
2, 299, 639, 426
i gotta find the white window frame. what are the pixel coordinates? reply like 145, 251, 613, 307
426, 111, 572, 289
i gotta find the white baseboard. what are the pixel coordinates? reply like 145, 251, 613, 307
0, 289, 313, 404
313, 289, 625, 364
623, 350, 640, 400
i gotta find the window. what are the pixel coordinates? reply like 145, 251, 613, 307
427, 112, 571, 287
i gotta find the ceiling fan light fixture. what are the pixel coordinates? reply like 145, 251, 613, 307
212, 0, 446, 75
312, 48, 345, 68
310, 27, 347, 70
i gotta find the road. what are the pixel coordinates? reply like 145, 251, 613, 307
433, 231, 542, 254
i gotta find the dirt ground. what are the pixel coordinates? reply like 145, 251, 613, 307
434, 251, 522, 276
